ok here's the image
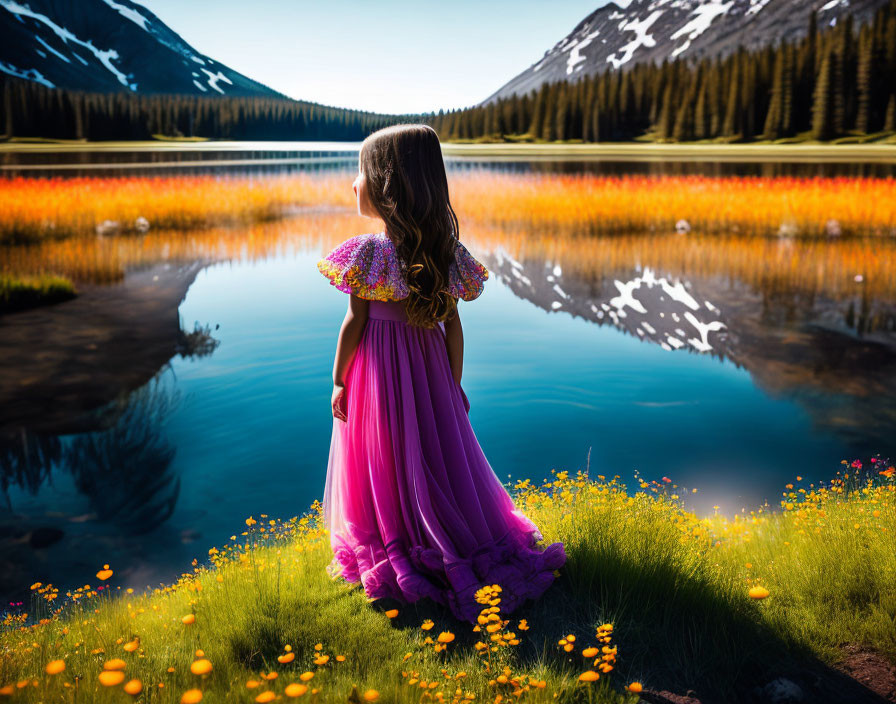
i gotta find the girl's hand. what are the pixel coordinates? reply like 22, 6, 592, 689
332, 383, 347, 422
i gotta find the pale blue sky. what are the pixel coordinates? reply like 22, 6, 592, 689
134, 0, 626, 114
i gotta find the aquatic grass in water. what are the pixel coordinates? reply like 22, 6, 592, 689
2, 171, 896, 244
0, 272, 75, 313
1, 457, 893, 702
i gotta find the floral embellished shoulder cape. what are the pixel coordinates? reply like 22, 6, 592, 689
317, 231, 489, 302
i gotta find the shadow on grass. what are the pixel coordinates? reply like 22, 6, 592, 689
368, 540, 890, 704
552, 542, 888, 704
215, 527, 890, 704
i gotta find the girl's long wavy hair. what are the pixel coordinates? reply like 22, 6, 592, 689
360, 123, 459, 329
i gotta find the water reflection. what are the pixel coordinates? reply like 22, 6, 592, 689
0, 432, 62, 498
176, 321, 222, 359
0, 371, 184, 600
1, 209, 894, 604
0, 260, 222, 433
66, 376, 181, 535
3, 144, 895, 178
480, 241, 896, 452
0, 144, 360, 178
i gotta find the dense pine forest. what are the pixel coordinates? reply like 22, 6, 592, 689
1, 0, 895, 143
432, 2, 896, 143
0, 81, 400, 141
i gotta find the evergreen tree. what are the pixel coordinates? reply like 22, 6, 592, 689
831, 22, 847, 135
583, 78, 597, 141
781, 44, 795, 136
722, 53, 742, 139
741, 55, 757, 139
591, 100, 601, 142
797, 9, 819, 133
694, 71, 709, 140
812, 47, 835, 140
619, 70, 632, 136
555, 84, 569, 141
529, 86, 546, 138
2, 81, 14, 137
484, 102, 497, 137
672, 99, 694, 141
855, 28, 873, 132
885, 93, 896, 132
708, 59, 723, 136
541, 83, 558, 141
657, 81, 675, 140
763, 42, 794, 139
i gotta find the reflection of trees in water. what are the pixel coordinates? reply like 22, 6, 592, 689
0, 431, 63, 505
176, 320, 221, 359
1, 317, 218, 527
1, 372, 184, 534
65, 375, 182, 535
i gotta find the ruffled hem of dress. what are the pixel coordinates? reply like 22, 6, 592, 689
325, 528, 566, 623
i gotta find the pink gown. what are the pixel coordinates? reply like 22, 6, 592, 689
317, 231, 566, 623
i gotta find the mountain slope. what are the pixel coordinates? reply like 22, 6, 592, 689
482, 0, 888, 104
0, 0, 287, 97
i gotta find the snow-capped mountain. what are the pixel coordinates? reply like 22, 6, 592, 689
482, 0, 888, 104
0, 0, 286, 96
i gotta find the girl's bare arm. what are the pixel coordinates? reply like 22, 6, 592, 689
333, 294, 370, 386
443, 304, 464, 386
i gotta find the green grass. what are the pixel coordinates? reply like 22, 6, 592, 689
2, 460, 894, 703
0, 273, 76, 313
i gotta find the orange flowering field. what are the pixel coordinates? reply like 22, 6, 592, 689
1, 171, 895, 243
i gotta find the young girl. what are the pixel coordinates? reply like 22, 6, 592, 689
317, 123, 566, 623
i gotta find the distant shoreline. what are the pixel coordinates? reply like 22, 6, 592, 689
1, 138, 896, 164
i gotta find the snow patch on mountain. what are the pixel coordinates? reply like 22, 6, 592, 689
746, 0, 773, 15
670, 1, 735, 58
606, 9, 663, 68
567, 28, 602, 74
101, 0, 151, 31
35, 35, 70, 63
0, 59, 54, 87
1, 0, 136, 89
200, 67, 233, 94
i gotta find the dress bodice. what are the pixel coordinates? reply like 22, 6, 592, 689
368, 299, 412, 322
317, 231, 489, 302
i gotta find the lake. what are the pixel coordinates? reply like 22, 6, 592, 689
1, 144, 894, 605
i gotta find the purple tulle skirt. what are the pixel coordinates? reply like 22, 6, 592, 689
322, 299, 566, 623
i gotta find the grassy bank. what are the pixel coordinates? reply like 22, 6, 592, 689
0, 273, 76, 313
2, 457, 894, 703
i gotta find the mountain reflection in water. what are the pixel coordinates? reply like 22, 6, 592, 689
480, 236, 896, 451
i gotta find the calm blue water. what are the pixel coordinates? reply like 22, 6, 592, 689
166, 251, 847, 531
5, 242, 892, 600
